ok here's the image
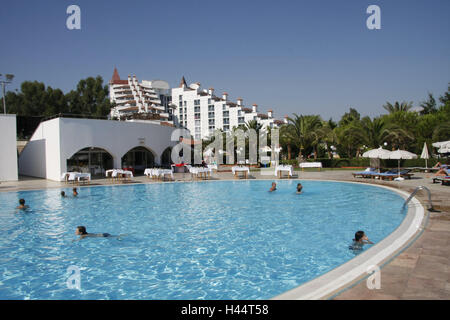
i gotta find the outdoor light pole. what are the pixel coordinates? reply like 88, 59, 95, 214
0, 73, 15, 114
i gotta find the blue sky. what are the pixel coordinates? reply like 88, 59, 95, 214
0, 0, 449, 120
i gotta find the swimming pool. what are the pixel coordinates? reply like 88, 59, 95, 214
0, 180, 406, 299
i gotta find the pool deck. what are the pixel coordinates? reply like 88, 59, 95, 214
1, 169, 449, 300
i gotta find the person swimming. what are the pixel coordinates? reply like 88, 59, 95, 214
16, 198, 29, 210
349, 230, 374, 251
269, 182, 277, 192
75, 226, 111, 240
61, 191, 67, 197
296, 183, 303, 194
73, 188, 78, 197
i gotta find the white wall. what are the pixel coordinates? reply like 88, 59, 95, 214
19, 117, 177, 181
0, 114, 18, 181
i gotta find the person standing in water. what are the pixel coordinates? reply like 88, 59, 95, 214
73, 188, 78, 197
16, 199, 29, 210
269, 182, 277, 192
296, 183, 303, 194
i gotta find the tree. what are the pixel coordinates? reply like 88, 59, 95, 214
419, 93, 437, 115
382, 101, 413, 114
66, 76, 111, 117
284, 114, 323, 159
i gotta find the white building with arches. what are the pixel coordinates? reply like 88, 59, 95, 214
18, 117, 176, 181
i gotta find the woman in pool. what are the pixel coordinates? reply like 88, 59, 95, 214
75, 226, 111, 239
269, 182, 277, 192
16, 199, 29, 210
349, 231, 374, 251
73, 188, 78, 197
296, 183, 303, 194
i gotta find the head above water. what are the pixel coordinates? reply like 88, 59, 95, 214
61, 191, 66, 197
76, 226, 87, 235
19, 199, 25, 205
355, 231, 365, 241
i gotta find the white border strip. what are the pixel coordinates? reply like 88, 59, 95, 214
272, 184, 424, 300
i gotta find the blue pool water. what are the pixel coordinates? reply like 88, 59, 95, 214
0, 180, 405, 300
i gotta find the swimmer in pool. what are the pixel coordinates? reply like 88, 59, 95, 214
73, 188, 78, 197
349, 230, 374, 251
16, 198, 30, 210
61, 191, 67, 197
269, 182, 277, 192
296, 183, 303, 194
75, 226, 111, 240
74, 226, 127, 241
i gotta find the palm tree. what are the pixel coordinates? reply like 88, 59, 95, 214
382, 101, 413, 114
284, 114, 323, 160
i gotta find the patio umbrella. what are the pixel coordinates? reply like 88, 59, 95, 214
362, 147, 392, 158
420, 142, 429, 169
387, 149, 418, 179
432, 140, 450, 153
362, 147, 392, 172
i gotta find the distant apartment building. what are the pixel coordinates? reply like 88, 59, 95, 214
109, 68, 173, 126
171, 77, 285, 140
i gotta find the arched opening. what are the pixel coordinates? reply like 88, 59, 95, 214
121, 146, 155, 174
67, 147, 113, 177
161, 147, 173, 168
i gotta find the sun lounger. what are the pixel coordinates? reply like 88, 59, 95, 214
374, 169, 413, 181
352, 168, 378, 178
432, 176, 450, 185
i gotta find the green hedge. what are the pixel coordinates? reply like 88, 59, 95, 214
280, 158, 440, 168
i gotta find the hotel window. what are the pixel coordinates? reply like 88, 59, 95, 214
223, 125, 230, 131
208, 112, 215, 119
208, 119, 215, 125
179, 95, 182, 101
195, 113, 201, 120
208, 99, 211, 104
195, 120, 201, 126
238, 117, 245, 124
184, 101, 187, 106
208, 105, 214, 111
222, 104, 226, 111
223, 111, 229, 117
238, 110, 241, 116
194, 106, 200, 113
194, 99, 200, 105
195, 134, 201, 140
180, 115, 183, 121
184, 108, 187, 113
184, 121, 187, 127
223, 118, 230, 125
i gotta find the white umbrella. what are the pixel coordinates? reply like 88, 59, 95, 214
362, 147, 392, 172
362, 147, 392, 159
432, 140, 450, 153
387, 149, 418, 179
420, 142, 429, 168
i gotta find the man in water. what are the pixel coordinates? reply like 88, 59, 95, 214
296, 183, 303, 194
61, 191, 67, 197
16, 198, 29, 210
269, 182, 277, 192
75, 226, 111, 240
73, 188, 78, 197
349, 231, 374, 251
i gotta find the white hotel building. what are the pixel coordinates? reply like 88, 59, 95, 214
171, 77, 285, 140
109, 68, 173, 126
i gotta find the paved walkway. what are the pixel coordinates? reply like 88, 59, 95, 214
1, 169, 449, 299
